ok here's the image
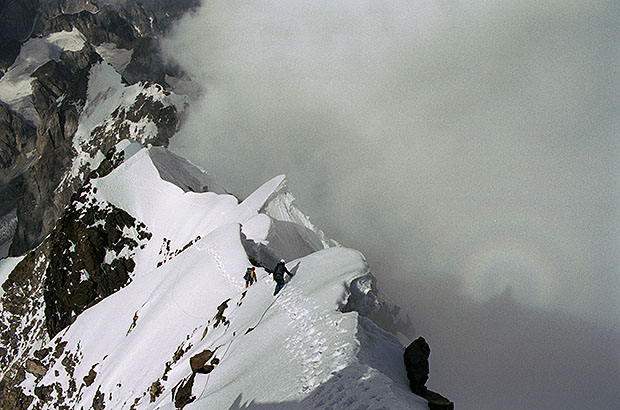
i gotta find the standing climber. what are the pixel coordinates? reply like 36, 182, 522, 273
244, 266, 257, 288
272, 259, 292, 296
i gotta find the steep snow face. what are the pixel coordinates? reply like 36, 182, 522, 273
148, 146, 226, 195
92, 148, 285, 274
0, 28, 87, 124
12, 148, 423, 409
94, 43, 134, 74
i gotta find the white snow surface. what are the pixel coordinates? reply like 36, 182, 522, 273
0, 28, 87, 124
94, 43, 134, 73
18, 148, 424, 409
0, 256, 24, 298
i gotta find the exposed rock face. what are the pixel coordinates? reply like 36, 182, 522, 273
90, 82, 180, 148
0, 1, 198, 407
0, 102, 36, 183
9, 45, 102, 256
172, 373, 196, 410
0, 158, 152, 406
2, 0, 196, 257
35, 0, 198, 85
404, 337, 454, 410
404, 336, 431, 395
43, 180, 152, 336
0, 0, 38, 75
0, 102, 36, 221
37, 8, 139, 49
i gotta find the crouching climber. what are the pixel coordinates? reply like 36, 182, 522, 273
272, 259, 293, 296
244, 266, 257, 288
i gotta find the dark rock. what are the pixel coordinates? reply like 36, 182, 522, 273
213, 299, 230, 328
404, 336, 430, 395
422, 390, 454, 410
149, 379, 163, 403
0, 102, 36, 219
83, 365, 97, 387
10, 46, 102, 256
24, 358, 47, 378
189, 349, 216, 374
0, 250, 48, 372
53, 340, 67, 359
0, 175, 22, 223
92, 386, 105, 410
0, 0, 38, 74
0, 101, 36, 182
0, 365, 34, 410
42, 186, 150, 337
33, 347, 51, 360
11, 59, 178, 257
35, 0, 200, 50
7, 0, 193, 258
34, 384, 54, 403
36, 8, 138, 49
0, 176, 151, 410
172, 373, 196, 410
404, 337, 454, 410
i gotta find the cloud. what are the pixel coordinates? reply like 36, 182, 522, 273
163, 1, 620, 407
399, 276, 620, 410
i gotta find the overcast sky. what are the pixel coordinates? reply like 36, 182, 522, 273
163, 1, 620, 408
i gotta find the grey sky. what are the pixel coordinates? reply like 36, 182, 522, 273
163, 1, 620, 408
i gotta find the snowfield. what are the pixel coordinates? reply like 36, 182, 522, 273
9, 147, 425, 409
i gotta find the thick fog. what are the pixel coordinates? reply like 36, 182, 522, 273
163, 1, 620, 408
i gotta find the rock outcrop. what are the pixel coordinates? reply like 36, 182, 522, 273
34, 0, 198, 85
0, 102, 36, 183
6, 0, 196, 256
0, 102, 36, 224
0, 165, 152, 406
10, 44, 102, 255
0, 0, 38, 75
404, 337, 454, 410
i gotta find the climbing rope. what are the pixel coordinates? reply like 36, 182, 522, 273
195, 282, 287, 401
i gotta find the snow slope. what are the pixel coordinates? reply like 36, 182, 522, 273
13, 147, 424, 409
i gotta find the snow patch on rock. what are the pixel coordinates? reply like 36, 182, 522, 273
0, 28, 87, 124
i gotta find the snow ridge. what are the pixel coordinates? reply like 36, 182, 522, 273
0, 148, 424, 409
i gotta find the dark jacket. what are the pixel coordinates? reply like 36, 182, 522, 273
272, 262, 289, 284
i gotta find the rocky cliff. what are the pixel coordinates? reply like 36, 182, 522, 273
0, 0, 197, 256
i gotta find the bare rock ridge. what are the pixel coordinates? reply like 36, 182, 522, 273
404, 337, 454, 410
10, 44, 103, 256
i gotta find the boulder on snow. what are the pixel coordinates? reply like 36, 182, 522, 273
189, 349, 216, 374
24, 358, 47, 378
172, 373, 196, 409
404, 337, 454, 410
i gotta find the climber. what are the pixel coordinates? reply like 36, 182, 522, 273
272, 259, 292, 296
244, 266, 257, 288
